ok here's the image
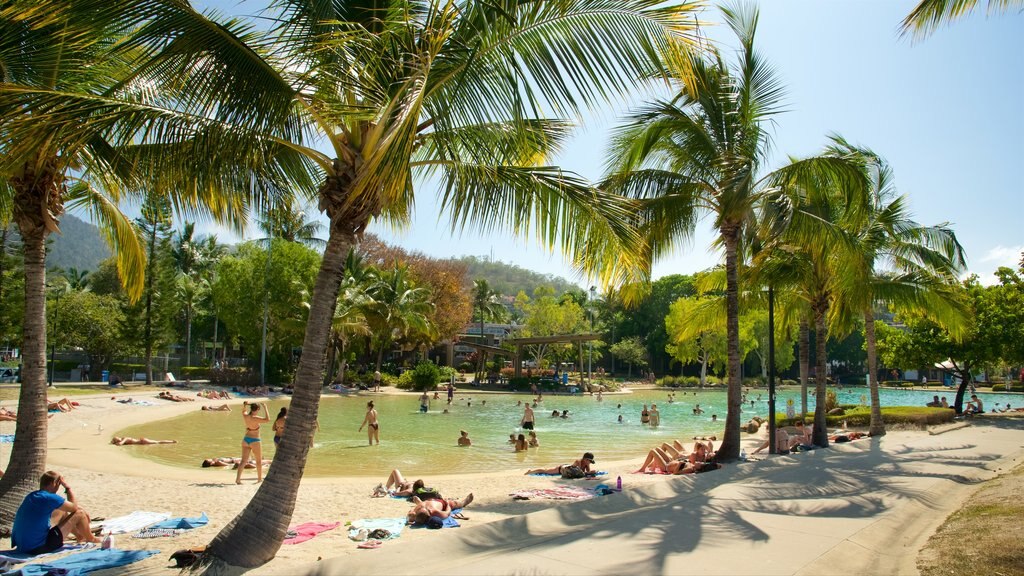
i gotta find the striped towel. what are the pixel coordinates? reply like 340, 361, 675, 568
99, 511, 171, 534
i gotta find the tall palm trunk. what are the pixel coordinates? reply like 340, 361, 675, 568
203, 221, 353, 570
864, 308, 885, 436
0, 175, 58, 530
811, 305, 829, 447
716, 226, 742, 461
799, 318, 810, 417
323, 334, 336, 386
144, 224, 156, 385
185, 303, 192, 368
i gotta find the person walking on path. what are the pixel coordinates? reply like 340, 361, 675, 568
359, 401, 381, 445
12, 471, 99, 554
236, 402, 270, 484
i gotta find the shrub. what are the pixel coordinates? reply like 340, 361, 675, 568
180, 366, 210, 380
457, 362, 473, 372
777, 405, 955, 428
438, 366, 456, 382
110, 363, 144, 375
782, 379, 798, 386
991, 383, 1006, 392
410, 361, 441, 391
500, 367, 514, 378
824, 388, 839, 412
743, 377, 763, 387
656, 376, 678, 387
209, 367, 259, 388
395, 370, 415, 390
508, 376, 529, 390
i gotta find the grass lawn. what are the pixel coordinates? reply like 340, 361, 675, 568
917, 461, 1024, 575
0, 385, 119, 402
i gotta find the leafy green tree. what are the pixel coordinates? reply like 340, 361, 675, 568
608, 336, 647, 377
134, 196, 176, 385
745, 307, 796, 380
257, 203, 325, 250
49, 291, 132, 372
514, 286, 588, 367
471, 279, 506, 379
615, 275, 696, 374
361, 265, 435, 372
212, 240, 320, 383
0, 227, 24, 346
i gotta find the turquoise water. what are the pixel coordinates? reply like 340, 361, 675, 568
121, 387, 1020, 477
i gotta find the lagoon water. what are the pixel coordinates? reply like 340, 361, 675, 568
121, 387, 1020, 477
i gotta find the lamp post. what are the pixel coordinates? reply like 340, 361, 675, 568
588, 286, 596, 383
48, 286, 62, 387
767, 285, 777, 454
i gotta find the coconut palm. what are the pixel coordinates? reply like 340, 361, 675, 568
471, 278, 506, 379
4, 0, 705, 566
826, 140, 966, 436
257, 203, 326, 249
326, 250, 372, 385
601, 5, 865, 459
901, 0, 1024, 39
362, 265, 435, 371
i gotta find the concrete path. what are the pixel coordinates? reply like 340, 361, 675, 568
305, 418, 1024, 576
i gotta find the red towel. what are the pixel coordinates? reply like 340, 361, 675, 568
283, 522, 340, 545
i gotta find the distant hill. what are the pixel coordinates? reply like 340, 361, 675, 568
46, 214, 111, 272
455, 255, 580, 297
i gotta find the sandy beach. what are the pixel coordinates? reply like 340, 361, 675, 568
3, 388, 1022, 575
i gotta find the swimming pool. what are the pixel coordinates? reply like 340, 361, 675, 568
120, 387, 1020, 477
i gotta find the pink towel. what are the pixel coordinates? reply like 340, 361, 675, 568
283, 522, 340, 545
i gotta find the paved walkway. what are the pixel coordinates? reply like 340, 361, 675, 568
305, 418, 1024, 576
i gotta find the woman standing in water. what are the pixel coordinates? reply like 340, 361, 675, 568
237, 402, 270, 484
272, 407, 288, 446
358, 401, 380, 445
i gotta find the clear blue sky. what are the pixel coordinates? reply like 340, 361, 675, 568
182, 1, 1023, 287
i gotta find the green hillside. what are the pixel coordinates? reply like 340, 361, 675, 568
455, 255, 580, 297
46, 214, 111, 272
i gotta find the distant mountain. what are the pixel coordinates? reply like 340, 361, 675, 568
455, 255, 580, 297
46, 214, 111, 272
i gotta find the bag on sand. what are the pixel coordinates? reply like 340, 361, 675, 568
170, 546, 206, 568
560, 465, 585, 479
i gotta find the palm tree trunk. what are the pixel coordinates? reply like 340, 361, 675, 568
202, 226, 352, 570
811, 307, 829, 447
323, 334, 336, 386
375, 345, 384, 373
716, 227, 743, 461
799, 318, 809, 417
0, 210, 51, 531
185, 303, 192, 368
864, 308, 885, 436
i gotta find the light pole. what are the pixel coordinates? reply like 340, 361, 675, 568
588, 286, 596, 383
47, 286, 62, 387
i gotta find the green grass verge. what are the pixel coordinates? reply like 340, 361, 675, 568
776, 405, 955, 428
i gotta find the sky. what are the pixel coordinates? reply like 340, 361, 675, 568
172, 1, 1024, 288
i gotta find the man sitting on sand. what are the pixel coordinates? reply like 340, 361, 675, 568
406, 493, 475, 525
12, 471, 99, 554
111, 436, 177, 446
965, 394, 984, 415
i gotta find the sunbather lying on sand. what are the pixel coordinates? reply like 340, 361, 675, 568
201, 404, 231, 411
200, 457, 270, 468
111, 436, 177, 445
0, 407, 16, 421
380, 469, 424, 497
47, 398, 77, 412
158, 391, 194, 402
405, 493, 474, 525
635, 442, 717, 474
525, 452, 597, 477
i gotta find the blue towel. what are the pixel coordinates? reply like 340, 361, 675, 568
528, 471, 607, 477
20, 549, 159, 576
0, 544, 92, 564
408, 508, 462, 529
0, 434, 14, 443
150, 512, 208, 530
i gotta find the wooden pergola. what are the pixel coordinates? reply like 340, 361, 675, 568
506, 333, 601, 384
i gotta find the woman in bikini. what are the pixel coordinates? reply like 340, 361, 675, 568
272, 407, 287, 446
236, 401, 270, 484
525, 452, 596, 476
358, 401, 380, 445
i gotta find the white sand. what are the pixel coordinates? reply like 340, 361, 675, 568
2, 389, 758, 574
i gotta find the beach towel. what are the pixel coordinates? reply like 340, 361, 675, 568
132, 528, 185, 539
0, 434, 13, 443
348, 518, 405, 541
282, 522, 340, 545
0, 544, 94, 569
19, 548, 159, 576
528, 471, 607, 477
509, 486, 594, 501
149, 512, 208, 530
408, 509, 462, 529
98, 511, 170, 534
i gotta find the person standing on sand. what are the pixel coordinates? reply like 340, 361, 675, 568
12, 471, 99, 554
272, 407, 287, 446
373, 370, 382, 392
359, 401, 380, 445
237, 402, 269, 484
520, 404, 535, 430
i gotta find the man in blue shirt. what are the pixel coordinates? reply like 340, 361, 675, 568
12, 471, 99, 554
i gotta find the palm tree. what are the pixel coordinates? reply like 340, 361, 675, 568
471, 279, 505, 380
601, 5, 863, 459
362, 265, 435, 372
326, 250, 372, 386
4, 0, 704, 566
257, 203, 326, 250
0, 3, 147, 523
901, 0, 1024, 39
826, 141, 966, 436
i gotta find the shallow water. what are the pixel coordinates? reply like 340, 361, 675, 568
121, 387, 1020, 477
